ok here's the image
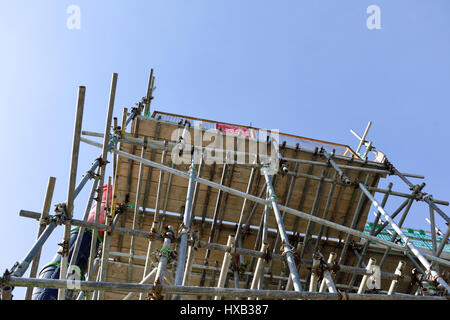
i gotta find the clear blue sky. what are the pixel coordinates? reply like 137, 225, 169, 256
0, 1, 449, 298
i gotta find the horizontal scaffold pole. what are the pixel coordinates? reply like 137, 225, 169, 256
20, 210, 416, 283
3, 277, 446, 300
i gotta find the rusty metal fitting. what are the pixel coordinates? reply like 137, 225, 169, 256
0, 269, 12, 288
164, 226, 175, 242
57, 240, 70, 257
338, 290, 349, 300
330, 260, 340, 275
148, 228, 158, 241
190, 230, 200, 250
95, 156, 109, 167
281, 246, 296, 259
39, 216, 51, 226
147, 282, 164, 300
53, 203, 69, 225
263, 247, 272, 264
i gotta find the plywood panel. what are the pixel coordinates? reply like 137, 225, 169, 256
97, 116, 420, 299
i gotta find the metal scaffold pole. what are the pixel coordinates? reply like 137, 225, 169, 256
261, 164, 303, 293
388, 260, 405, 295
358, 182, 450, 293
59, 85, 86, 300
86, 74, 118, 288
319, 252, 337, 293
24, 177, 56, 300
97, 177, 113, 300
128, 138, 147, 282
172, 150, 197, 300
3, 276, 448, 300
149, 226, 175, 300
214, 235, 235, 300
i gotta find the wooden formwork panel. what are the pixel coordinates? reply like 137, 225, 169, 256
114, 118, 384, 238
101, 116, 401, 299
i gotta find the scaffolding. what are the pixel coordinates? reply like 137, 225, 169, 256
1, 70, 449, 301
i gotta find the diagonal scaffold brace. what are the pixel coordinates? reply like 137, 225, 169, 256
172, 149, 198, 300
261, 162, 303, 293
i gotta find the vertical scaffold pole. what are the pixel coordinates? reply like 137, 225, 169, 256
97, 178, 112, 300
357, 258, 376, 294
112, 117, 118, 180
249, 242, 268, 298
234, 157, 257, 248
59, 85, 86, 300
356, 121, 372, 155
87, 73, 118, 284
428, 204, 438, 254
182, 231, 198, 287
338, 174, 371, 265
261, 165, 303, 292
309, 253, 321, 292
75, 257, 100, 300
388, 260, 405, 295
215, 235, 235, 300
143, 69, 154, 117
198, 162, 228, 294
24, 176, 56, 300
172, 150, 197, 300
150, 226, 175, 300
319, 252, 337, 293
128, 137, 148, 282
153, 148, 168, 234
140, 148, 167, 300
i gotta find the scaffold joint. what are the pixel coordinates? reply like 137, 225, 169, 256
57, 239, 70, 257
338, 290, 349, 300
263, 246, 273, 263
0, 268, 12, 287
53, 203, 70, 225
147, 280, 163, 300
164, 225, 175, 242
95, 156, 109, 167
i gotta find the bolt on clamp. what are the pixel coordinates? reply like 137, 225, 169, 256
0, 269, 12, 287
57, 240, 70, 256
53, 203, 69, 225
148, 282, 163, 300
163, 226, 175, 242
281, 246, 295, 258
39, 216, 51, 226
